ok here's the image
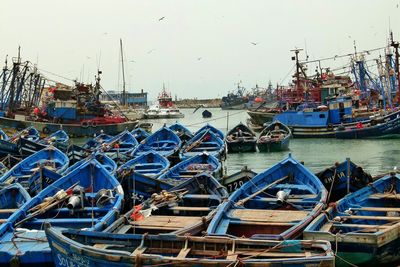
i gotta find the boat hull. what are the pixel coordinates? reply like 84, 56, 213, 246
227, 140, 256, 153
144, 113, 184, 119
247, 110, 276, 124
0, 116, 138, 137
257, 139, 290, 152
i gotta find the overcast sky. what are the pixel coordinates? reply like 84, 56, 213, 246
1, 0, 399, 100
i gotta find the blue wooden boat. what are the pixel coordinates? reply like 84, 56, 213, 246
45, 226, 335, 267
0, 158, 124, 266
82, 132, 113, 150
180, 130, 225, 160
159, 152, 222, 186
0, 129, 9, 141
19, 129, 70, 157
62, 153, 117, 175
335, 113, 400, 139
117, 151, 169, 178
131, 126, 181, 158
131, 127, 150, 143
102, 130, 138, 163
257, 121, 291, 152
65, 144, 92, 164
0, 183, 31, 225
315, 159, 372, 202
226, 122, 257, 153
0, 147, 69, 190
304, 172, 400, 266
207, 154, 327, 240
169, 122, 194, 142
195, 123, 224, 139
0, 127, 39, 158
106, 172, 228, 236
221, 166, 258, 194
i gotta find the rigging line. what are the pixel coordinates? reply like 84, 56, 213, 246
279, 64, 296, 85
186, 110, 246, 127
37, 68, 75, 83
301, 46, 387, 64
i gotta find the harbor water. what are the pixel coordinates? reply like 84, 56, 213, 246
135, 108, 400, 176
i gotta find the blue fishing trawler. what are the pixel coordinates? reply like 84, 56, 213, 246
304, 172, 400, 266
158, 152, 222, 185
0, 158, 124, 266
207, 154, 327, 240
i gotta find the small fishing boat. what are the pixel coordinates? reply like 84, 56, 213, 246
335, 114, 400, 139
168, 122, 194, 143
304, 172, 400, 266
117, 151, 170, 178
106, 172, 228, 236
226, 122, 257, 153
202, 109, 212, 118
315, 159, 373, 202
0, 183, 31, 225
82, 132, 113, 151
65, 144, 92, 164
131, 126, 181, 158
207, 154, 327, 240
0, 158, 124, 265
19, 129, 70, 157
102, 130, 138, 163
159, 152, 222, 186
221, 166, 258, 194
45, 227, 335, 267
195, 123, 224, 140
257, 121, 291, 152
180, 130, 225, 160
61, 153, 117, 175
0, 146, 69, 190
0, 129, 9, 141
0, 127, 39, 157
131, 127, 150, 143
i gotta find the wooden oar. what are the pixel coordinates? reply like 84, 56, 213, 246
185, 129, 209, 152
236, 175, 288, 206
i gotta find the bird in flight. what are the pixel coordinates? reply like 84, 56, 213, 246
197, 57, 202, 61
159, 16, 165, 21
251, 42, 258, 45
147, 49, 156, 54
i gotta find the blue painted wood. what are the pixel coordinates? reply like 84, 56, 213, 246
159, 152, 222, 186
62, 153, 117, 176
0, 183, 31, 223
117, 151, 169, 178
44, 226, 335, 267
207, 154, 327, 240
304, 173, 400, 266
0, 147, 69, 191
195, 124, 224, 140
168, 122, 194, 142
131, 126, 181, 158
180, 130, 225, 160
0, 158, 124, 266
257, 121, 291, 152
130, 127, 150, 143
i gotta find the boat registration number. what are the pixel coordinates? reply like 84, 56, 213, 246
57, 253, 89, 267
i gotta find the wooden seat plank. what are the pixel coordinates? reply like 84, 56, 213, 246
230, 209, 309, 222
131, 216, 201, 229
351, 207, 400, 212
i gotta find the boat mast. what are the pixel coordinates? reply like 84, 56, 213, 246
390, 32, 400, 104
120, 39, 127, 106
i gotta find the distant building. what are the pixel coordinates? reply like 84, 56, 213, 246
101, 89, 148, 107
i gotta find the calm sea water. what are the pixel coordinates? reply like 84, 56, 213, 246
75, 108, 400, 176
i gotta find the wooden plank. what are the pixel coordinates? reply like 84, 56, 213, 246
369, 193, 400, 199
351, 207, 400, 212
0, 209, 17, 213
230, 209, 308, 222
169, 206, 211, 212
131, 216, 201, 229
332, 223, 391, 229
226, 251, 238, 261
177, 248, 191, 259
320, 222, 333, 232
343, 215, 400, 221
132, 246, 147, 256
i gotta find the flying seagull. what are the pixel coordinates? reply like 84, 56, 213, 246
197, 57, 202, 61
147, 49, 156, 54
159, 16, 165, 21
251, 42, 258, 45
